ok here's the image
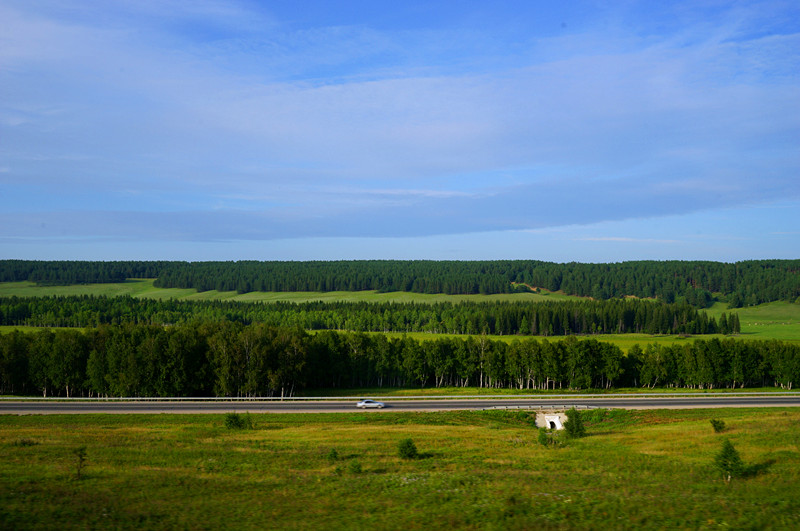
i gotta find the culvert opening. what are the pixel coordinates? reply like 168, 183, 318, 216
539, 413, 565, 430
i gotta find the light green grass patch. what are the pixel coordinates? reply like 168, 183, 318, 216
706, 301, 800, 341
0, 280, 196, 299
0, 280, 583, 304
0, 326, 78, 335
360, 330, 800, 352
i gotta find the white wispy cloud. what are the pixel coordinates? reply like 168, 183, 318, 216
574, 237, 681, 244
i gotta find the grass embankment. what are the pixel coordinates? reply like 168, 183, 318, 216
295, 386, 798, 397
1, 408, 798, 529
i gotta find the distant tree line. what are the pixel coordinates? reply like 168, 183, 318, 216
0, 260, 172, 285
0, 296, 741, 336
1, 325, 797, 397
2, 260, 799, 307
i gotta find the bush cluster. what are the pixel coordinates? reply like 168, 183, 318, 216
224, 412, 253, 430
398, 438, 418, 459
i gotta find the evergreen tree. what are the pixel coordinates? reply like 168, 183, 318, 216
564, 408, 586, 438
730, 313, 741, 334
714, 439, 743, 483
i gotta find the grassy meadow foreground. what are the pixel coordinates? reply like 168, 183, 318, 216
2, 408, 799, 529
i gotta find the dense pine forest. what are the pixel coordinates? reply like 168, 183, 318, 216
0, 296, 740, 336
0, 325, 797, 397
1, 260, 796, 397
3, 259, 799, 307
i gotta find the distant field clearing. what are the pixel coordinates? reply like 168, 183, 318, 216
0, 279, 581, 303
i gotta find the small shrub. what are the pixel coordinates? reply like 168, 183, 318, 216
74, 446, 87, 480
564, 408, 586, 439
398, 438, 418, 459
537, 428, 550, 447
224, 412, 253, 430
13, 438, 39, 447
327, 448, 339, 462
348, 461, 362, 474
710, 419, 726, 433
714, 439, 744, 483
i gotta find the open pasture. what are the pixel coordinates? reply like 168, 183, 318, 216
1, 408, 798, 529
0, 280, 197, 300
365, 329, 800, 351
0, 279, 581, 303
365, 331, 745, 351
707, 301, 800, 341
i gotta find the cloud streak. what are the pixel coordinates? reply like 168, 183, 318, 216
574, 237, 681, 244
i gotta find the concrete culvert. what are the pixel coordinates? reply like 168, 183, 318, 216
536, 411, 566, 430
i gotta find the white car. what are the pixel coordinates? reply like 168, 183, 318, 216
356, 399, 385, 409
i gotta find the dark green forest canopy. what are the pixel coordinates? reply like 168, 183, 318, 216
1, 324, 796, 397
0, 295, 739, 336
1, 259, 799, 306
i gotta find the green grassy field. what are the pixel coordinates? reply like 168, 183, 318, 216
1, 408, 798, 529
0, 280, 197, 299
361, 330, 760, 350
707, 301, 800, 341
364, 329, 800, 352
0, 279, 580, 303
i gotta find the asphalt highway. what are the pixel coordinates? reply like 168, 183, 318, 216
2, 394, 799, 414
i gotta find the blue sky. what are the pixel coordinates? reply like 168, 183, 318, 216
1, 0, 798, 261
